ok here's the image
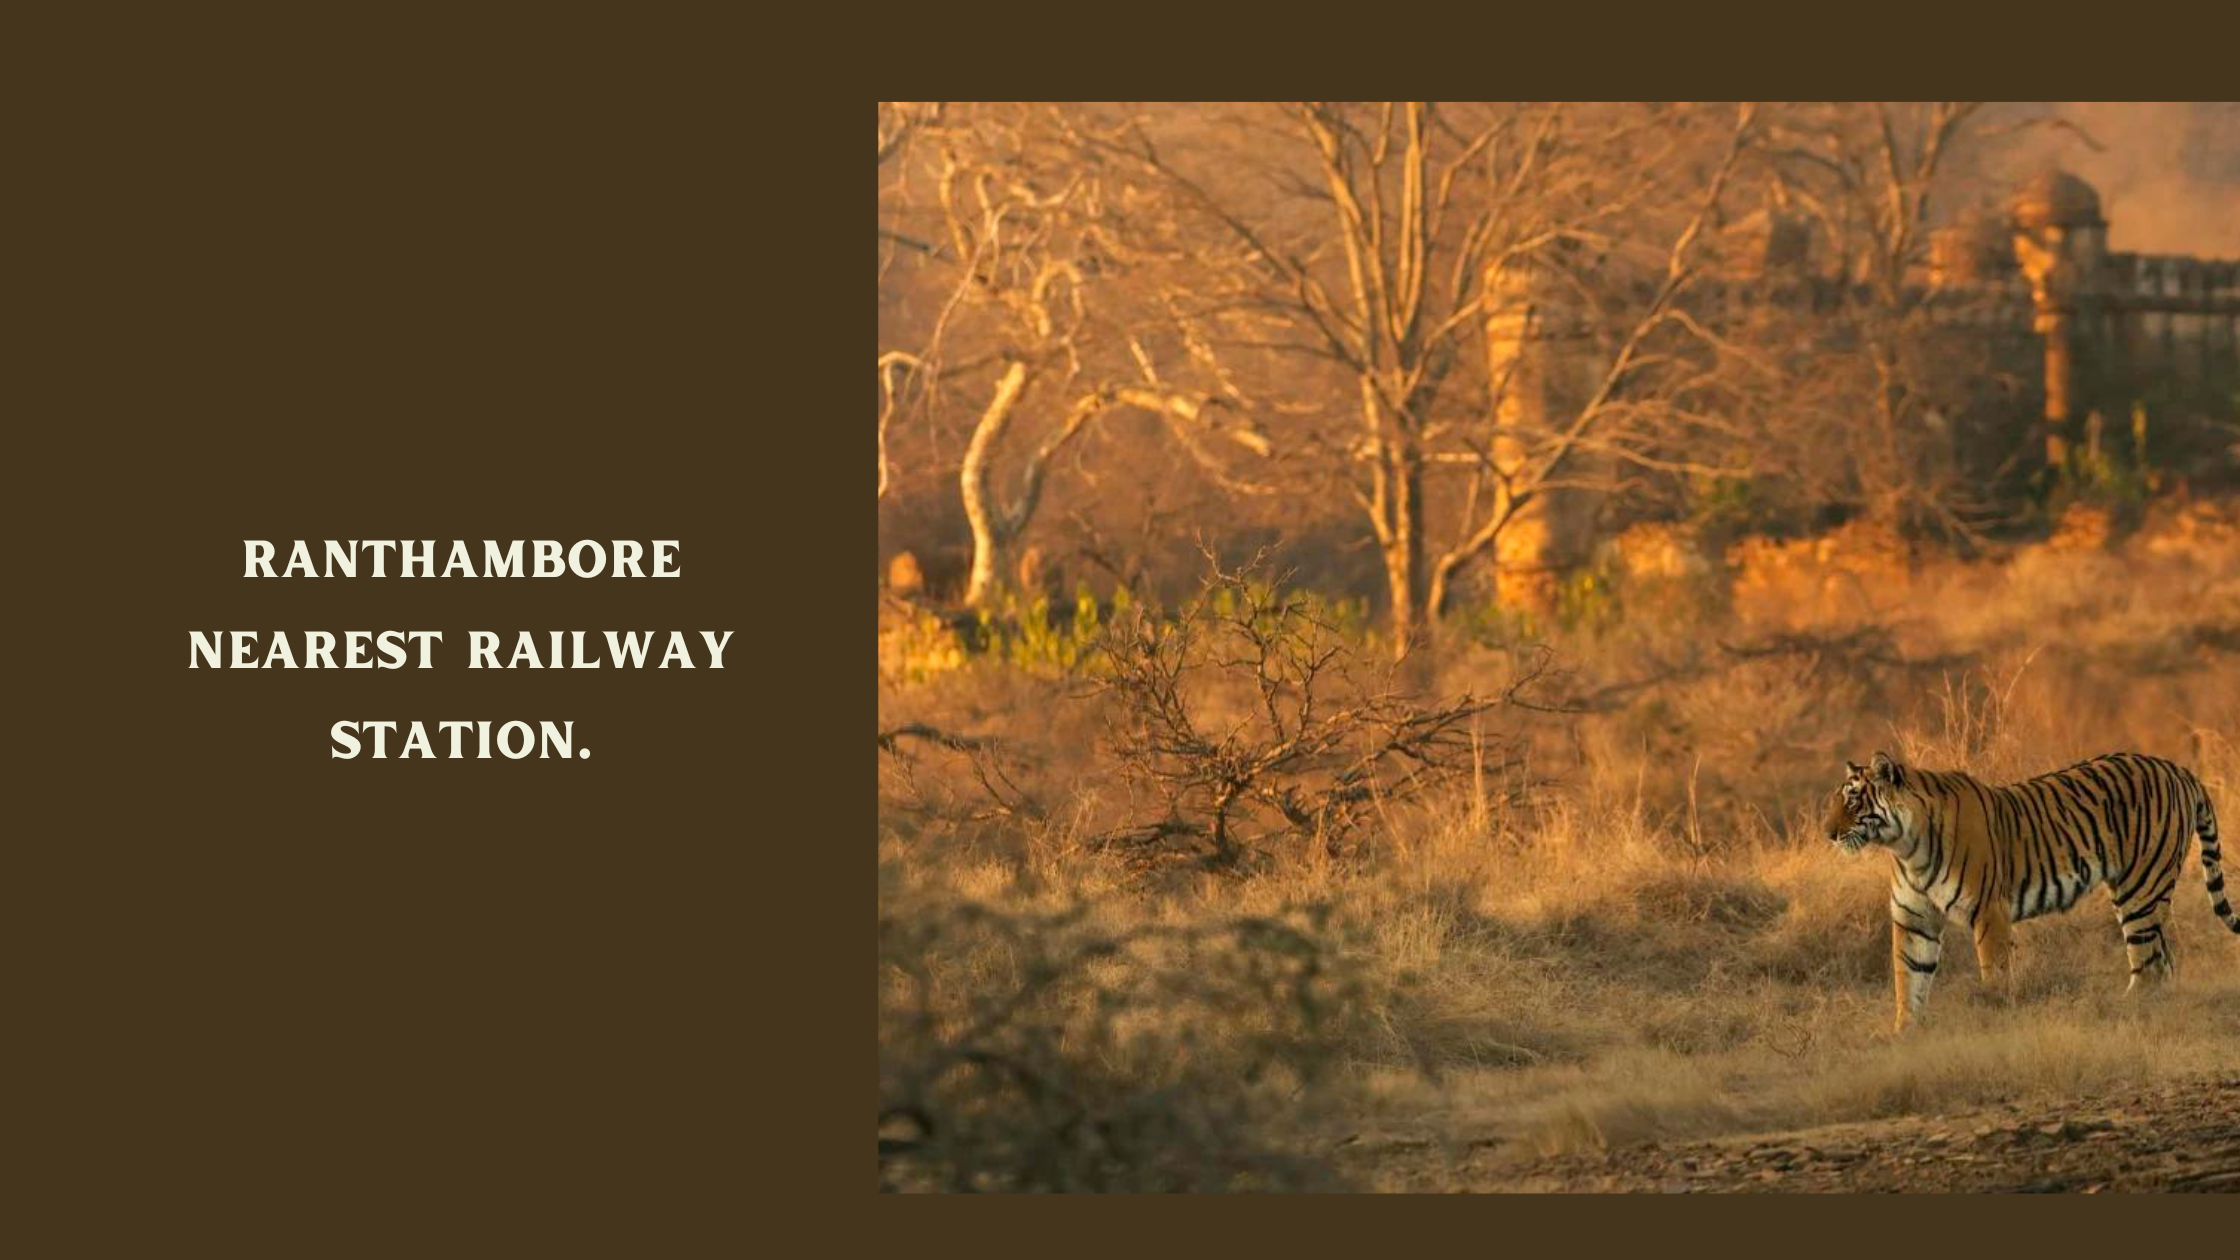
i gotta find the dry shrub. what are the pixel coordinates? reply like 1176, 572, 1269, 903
1631, 869, 1788, 931
1088, 557, 1528, 872
1609, 521, 1720, 583
877, 890, 1367, 1191
2043, 501, 2116, 553
1727, 517, 1916, 631
2136, 497, 2240, 556
877, 595, 969, 684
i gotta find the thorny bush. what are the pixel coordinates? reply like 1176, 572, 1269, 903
1088, 555, 1545, 871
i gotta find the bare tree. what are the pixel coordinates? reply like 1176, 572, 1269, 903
1750, 102, 2019, 538
878, 102, 943, 504
1105, 102, 1759, 654
877, 104, 1269, 608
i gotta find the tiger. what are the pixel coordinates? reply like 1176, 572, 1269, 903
1823, 750, 2235, 1032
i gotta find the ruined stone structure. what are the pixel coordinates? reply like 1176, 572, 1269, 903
1484, 171, 2240, 610
2006, 171, 2240, 468
1482, 251, 1611, 610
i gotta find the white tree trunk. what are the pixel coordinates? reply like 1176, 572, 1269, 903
960, 362, 1031, 608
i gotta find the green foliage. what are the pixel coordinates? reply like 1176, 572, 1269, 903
1448, 544, 1730, 648
1455, 563, 1625, 643
1310, 591, 1373, 642
2055, 406, 2161, 506
1239, 583, 1370, 644
964, 579, 1370, 680
1448, 595, 1542, 647
1204, 572, 1368, 637
975, 582, 1117, 676
1685, 473, 1777, 537
1552, 562, 1624, 635
2051, 408, 2168, 515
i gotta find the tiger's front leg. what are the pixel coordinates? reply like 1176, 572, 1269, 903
1890, 896, 1945, 1033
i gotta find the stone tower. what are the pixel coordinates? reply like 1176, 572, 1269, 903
2010, 169, 2108, 471
1482, 251, 1607, 613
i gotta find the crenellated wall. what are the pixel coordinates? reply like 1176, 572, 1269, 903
2091, 253, 2240, 405
2004, 170, 2240, 465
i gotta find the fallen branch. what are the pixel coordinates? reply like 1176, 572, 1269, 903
878, 723, 998, 755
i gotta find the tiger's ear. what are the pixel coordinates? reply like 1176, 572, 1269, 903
1844, 760, 1865, 778
1870, 750, 1902, 786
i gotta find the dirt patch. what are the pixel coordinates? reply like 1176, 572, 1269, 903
1345, 1075, 2240, 1192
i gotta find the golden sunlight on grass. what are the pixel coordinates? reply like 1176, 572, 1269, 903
878, 501, 2240, 1190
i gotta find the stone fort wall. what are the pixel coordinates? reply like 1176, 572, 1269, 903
1485, 170, 2240, 609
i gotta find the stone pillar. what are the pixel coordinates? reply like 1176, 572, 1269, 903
1482, 253, 1605, 614
2036, 306, 2077, 468
2011, 171, 2107, 475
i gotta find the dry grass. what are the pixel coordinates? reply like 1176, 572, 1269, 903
877, 499, 2240, 1186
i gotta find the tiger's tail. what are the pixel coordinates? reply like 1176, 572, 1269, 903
2199, 787, 2240, 934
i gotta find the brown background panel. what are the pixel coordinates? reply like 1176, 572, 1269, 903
32, 408, 759, 1225
12, 36, 791, 1245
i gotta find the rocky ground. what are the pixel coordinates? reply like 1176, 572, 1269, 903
1346, 1076, 2240, 1192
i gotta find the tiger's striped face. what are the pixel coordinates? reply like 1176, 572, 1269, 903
1826, 753, 1911, 854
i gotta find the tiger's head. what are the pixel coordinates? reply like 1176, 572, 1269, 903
1825, 751, 1916, 855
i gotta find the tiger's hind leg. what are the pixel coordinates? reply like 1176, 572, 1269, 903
2113, 887, 2176, 993
1972, 906, 2017, 1003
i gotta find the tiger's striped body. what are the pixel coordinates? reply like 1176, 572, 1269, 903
1823, 751, 2234, 1032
